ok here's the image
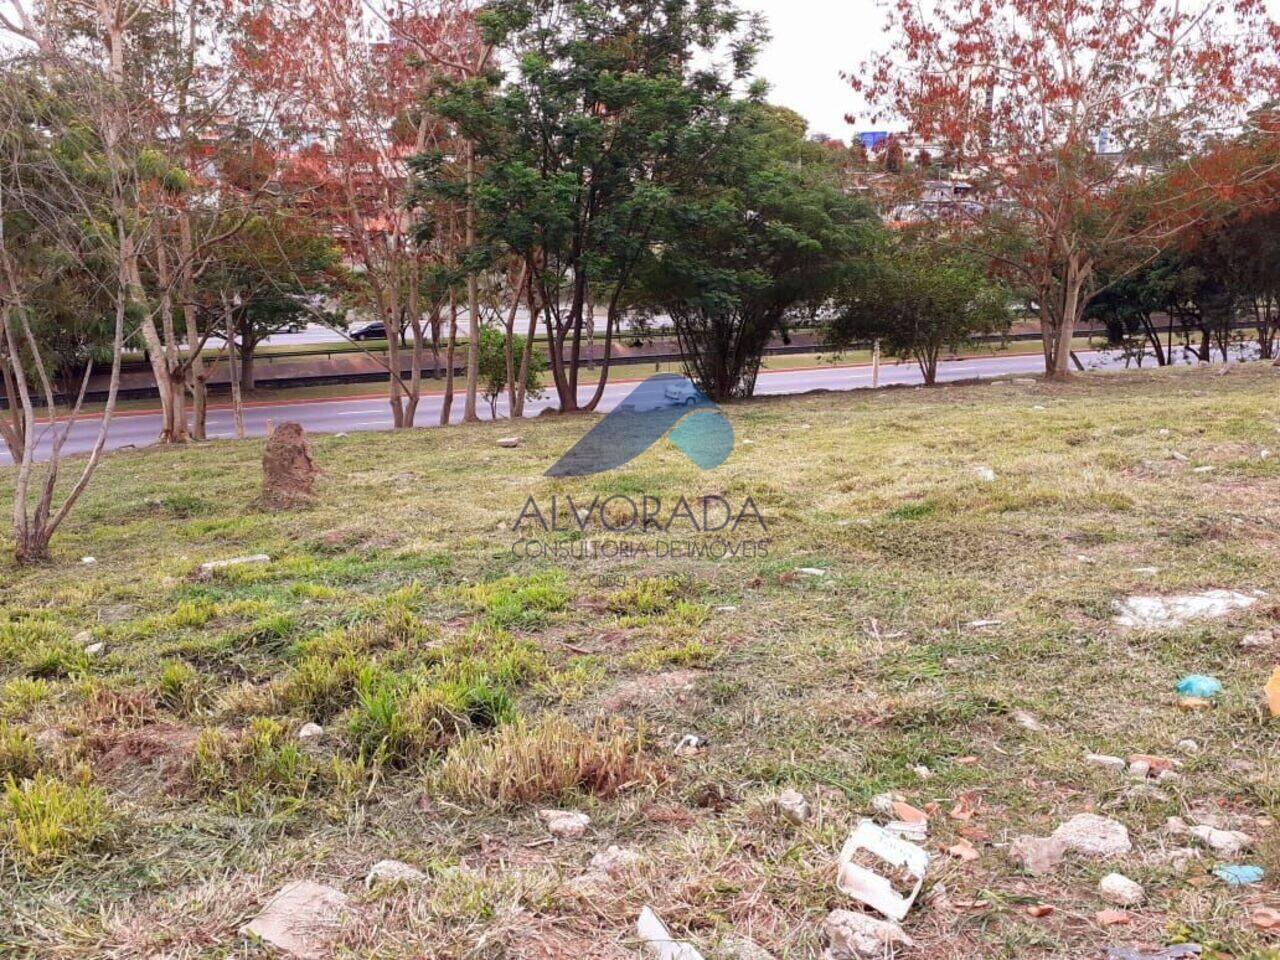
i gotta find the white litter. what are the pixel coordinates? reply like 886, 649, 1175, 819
637, 906, 705, 960
835, 819, 929, 921
199, 554, 271, 574
1114, 590, 1258, 629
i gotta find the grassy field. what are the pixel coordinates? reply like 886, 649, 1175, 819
2, 363, 1279, 959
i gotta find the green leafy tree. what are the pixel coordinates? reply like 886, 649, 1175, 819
477, 325, 544, 419
208, 212, 343, 391
641, 104, 879, 400
424, 0, 766, 413
831, 233, 1011, 385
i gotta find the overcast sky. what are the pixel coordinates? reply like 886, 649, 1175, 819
743, 0, 884, 140
745, 0, 1280, 142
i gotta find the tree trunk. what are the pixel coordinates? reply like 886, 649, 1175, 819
1, 345, 24, 462
462, 144, 481, 422
179, 213, 208, 440
512, 264, 539, 419
224, 300, 245, 439
240, 335, 257, 393
440, 292, 458, 425
1046, 260, 1086, 380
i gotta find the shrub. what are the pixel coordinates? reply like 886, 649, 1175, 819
608, 577, 681, 616
0, 721, 39, 780
461, 571, 569, 628
1, 773, 108, 870
433, 715, 657, 807
191, 719, 315, 803
156, 660, 201, 713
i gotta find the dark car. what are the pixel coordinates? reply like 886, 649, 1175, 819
349, 321, 387, 341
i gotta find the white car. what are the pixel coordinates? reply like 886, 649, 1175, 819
663, 382, 701, 405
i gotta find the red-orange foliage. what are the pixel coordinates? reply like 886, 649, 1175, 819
851, 0, 1280, 377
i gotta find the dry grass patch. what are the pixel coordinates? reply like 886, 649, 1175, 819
433, 714, 660, 807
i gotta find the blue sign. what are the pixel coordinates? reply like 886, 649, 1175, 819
546, 374, 734, 477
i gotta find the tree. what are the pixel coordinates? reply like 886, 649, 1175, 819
476, 324, 543, 419
430, 0, 766, 413
251, 0, 488, 429
0, 52, 140, 563
830, 232, 1011, 385
211, 212, 343, 392
642, 104, 878, 401
852, 0, 1280, 378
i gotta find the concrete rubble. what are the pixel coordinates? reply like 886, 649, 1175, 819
538, 809, 591, 840
822, 909, 913, 959
1113, 590, 1257, 629
241, 880, 349, 959
365, 859, 425, 888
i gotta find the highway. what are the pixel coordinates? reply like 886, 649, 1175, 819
0, 347, 1228, 465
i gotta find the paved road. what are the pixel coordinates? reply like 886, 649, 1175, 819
0, 347, 1232, 465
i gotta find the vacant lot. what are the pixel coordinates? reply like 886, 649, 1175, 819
2, 364, 1279, 959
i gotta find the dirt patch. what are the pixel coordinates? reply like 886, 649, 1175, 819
601, 669, 702, 711
90, 723, 199, 793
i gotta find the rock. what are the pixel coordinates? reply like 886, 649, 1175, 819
496, 436, 522, 448
1177, 739, 1199, 753
718, 935, 777, 960
297, 722, 324, 740
83, 642, 105, 657
1099, 872, 1145, 905
869, 792, 898, 816
1128, 760, 1151, 779
1096, 909, 1131, 926
81, 556, 96, 566
776, 789, 810, 825
1085, 753, 1127, 772
822, 909, 913, 959
1251, 906, 1280, 930
1009, 835, 1068, 875
974, 465, 997, 482
674, 734, 708, 758
199, 554, 271, 575
241, 880, 349, 959
1052, 814, 1132, 858
948, 838, 980, 862
1240, 628, 1276, 649
365, 859, 425, 888
261, 422, 317, 509
1113, 590, 1257, 629
538, 809, 590, 840
1012, 710, 1045, 732
912, 765, 931, 779
588, 845, 641, 878
1165, 816, 1189, 835
1188, 824, 1251, 856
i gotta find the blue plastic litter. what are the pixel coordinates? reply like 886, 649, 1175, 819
1175, 675, 1223, 698
1213, 864, 1264, 886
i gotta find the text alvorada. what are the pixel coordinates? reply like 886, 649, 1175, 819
512, 494, 767, 533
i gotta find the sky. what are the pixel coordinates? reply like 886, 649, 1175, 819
744, 0, 1280, 143
744, 0, 884, 141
